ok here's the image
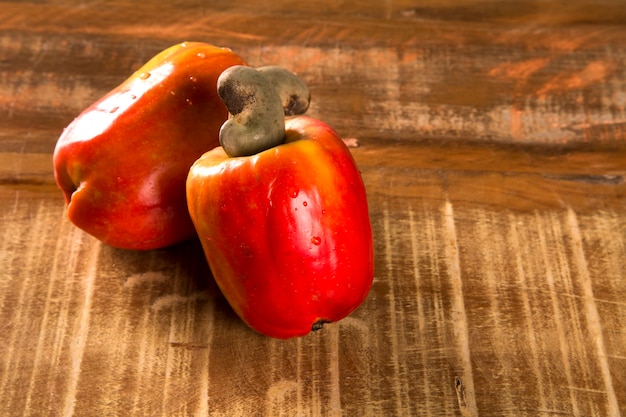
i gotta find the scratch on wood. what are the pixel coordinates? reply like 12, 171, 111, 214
409, 207, 433, 414
197, 304, 213, 417
0, 203, 51, 410
168, 341, 209, 350
160, 260, 207, 415
382, 204, 408, 415
536, 212, 580, 415
566, 209, 620, 417
296, 337, 303, 417
443, 201, 478, 417
23, 219, 84, 413
508, 215, 548, 411
130, 306, 158, 415
329, 324, 342, 416
542, 173, 624, 185
62, 242, 100, 417
455, 376, 470, 417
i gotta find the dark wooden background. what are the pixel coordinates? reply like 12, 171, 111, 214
1, 1, 625, 416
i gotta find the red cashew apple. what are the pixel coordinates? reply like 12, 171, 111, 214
186, 66, 374, 338
53, 42, 245, 249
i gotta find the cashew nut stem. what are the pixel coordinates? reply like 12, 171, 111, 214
217, 65, 285, 157
257, 66, 311, 116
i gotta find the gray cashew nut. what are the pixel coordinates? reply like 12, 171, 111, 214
257, 66, 311, 116
217, 65, 286, 157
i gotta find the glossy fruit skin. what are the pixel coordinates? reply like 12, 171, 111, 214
53, 42, 246, 250
186, 115, 374, 339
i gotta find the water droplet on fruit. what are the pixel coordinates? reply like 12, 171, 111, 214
321, 209, 326, 215
302, 201, 308, 207
130, 94, 137, 99
189, 76, 197, 83
311, 236, 321, 245
197, 52, 206, 59
290, 189, 299, 198
186, 98, 193, 105
139, 72, 151, 80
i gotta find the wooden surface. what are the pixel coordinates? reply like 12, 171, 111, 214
1, 1, 625, 416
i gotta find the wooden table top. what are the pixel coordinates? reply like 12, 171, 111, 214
1, 1, 625, 416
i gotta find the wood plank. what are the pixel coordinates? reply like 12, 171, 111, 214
3, 1, 626, 149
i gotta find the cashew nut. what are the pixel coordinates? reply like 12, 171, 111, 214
217, 65, 285, 157
257, 66, 311, 116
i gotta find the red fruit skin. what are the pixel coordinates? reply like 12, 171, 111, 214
186, 115, 374, 339
53, 42, 246, 250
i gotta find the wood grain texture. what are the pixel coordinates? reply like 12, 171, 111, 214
1, 1, 625, 416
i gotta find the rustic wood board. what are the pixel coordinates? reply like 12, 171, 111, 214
1, 1, 625, 416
